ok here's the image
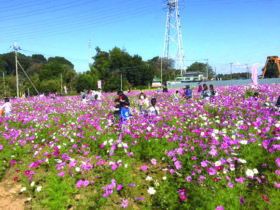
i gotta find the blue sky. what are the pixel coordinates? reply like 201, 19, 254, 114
0, 0, 279, 75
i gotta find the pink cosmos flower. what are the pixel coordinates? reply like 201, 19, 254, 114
25, 170, 30, 176
117, 184, 123, 191
276, 158, 280, 167
111, 164, 118, 171
181, 194, 187, 201
76, 180, 84, 188
275, 170, 280, 176
141, 165, 148, 171
0, 145, 3, 150
216, 206, 224, 210
227, 182, 234, 188
120, 198, 128, 208
207, 167, 216, 176
186, 176, 192, 182
274, 182, 280, 188
151, 158, 157, 165
58, 171, 65, 177
10, 160, 16, 165
84, 151, 89, 155
84, 180, 89, 187
240, 196, 245, 205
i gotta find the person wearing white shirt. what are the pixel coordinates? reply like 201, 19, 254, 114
0, 98, 12, 117
148, 98, 160, 117
138, 93, 149, 116
95, 88, 102, 101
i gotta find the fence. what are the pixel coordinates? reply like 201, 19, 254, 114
167, 78, 280, 88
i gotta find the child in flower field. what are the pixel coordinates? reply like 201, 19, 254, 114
138, 93, 149, 116
202, 84, 210, 100
0, 97, 12, 117
209, 84, 218, 97
184, 85, 192, 99
82, 95, 87, 104
148, 98, 160, 116
120, 101, 132, 132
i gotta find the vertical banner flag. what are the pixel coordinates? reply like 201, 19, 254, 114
98, 80, 102, 89
251, 67, 258, 86
64, 86, 68, 94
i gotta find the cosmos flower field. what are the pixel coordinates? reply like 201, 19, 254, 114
0, 84, 280, 210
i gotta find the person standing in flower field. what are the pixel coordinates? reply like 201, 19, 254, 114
163, 85, 168, 93
0, 97, 13, 117
202, 84, 210, 100
173, 90, 179, 104
138, 93, 149, 116
198, 83, 203, 92
148, 98, 160, 120
95, 88, 102, 102
118, 91, 129, 107
120, 101, 132, 132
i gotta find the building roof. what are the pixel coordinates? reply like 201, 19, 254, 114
183, 71, 204, 76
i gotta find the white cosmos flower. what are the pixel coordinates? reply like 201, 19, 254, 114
146, 176, 153, 181
246, 169, 254, 178
215, 160, 222, 167
240, 140, 248, 145
75, 167, 80, 172
239, 159, 247, 164
37, 186, 42, 192
30, 182, 35, 187
20, 187, 26, 192
147, 187, 156, 195
162, 176, 167, 180
253, 168, 258, 174
124, 164, 128, 168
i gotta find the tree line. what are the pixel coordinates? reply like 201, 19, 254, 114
1, 46, 276, 97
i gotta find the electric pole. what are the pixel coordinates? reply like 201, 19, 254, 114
230, 63, 233, 80
245, 64, 249, 79
13, 42, 20, 98
206, 59, 209, 80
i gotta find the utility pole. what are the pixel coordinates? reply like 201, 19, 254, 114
245, 64, 249, 79
206, 59, 209, 80
230, 63, 233, 80
215, 67, 217, 80
13, 42, 20, 98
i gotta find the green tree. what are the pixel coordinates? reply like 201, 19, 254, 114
75, 73, 97, 93
32, 54, 47, 63
48, 57, 74, 69
187, 62, 214, 79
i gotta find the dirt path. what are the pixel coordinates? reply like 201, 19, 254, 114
0, 181, 27, 210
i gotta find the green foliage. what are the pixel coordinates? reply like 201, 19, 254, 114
75, 73, 97, 93
187, 62, 214, 78
92, 47, 156, 91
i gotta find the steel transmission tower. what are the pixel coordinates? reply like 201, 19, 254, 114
162, 0, 186, 76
